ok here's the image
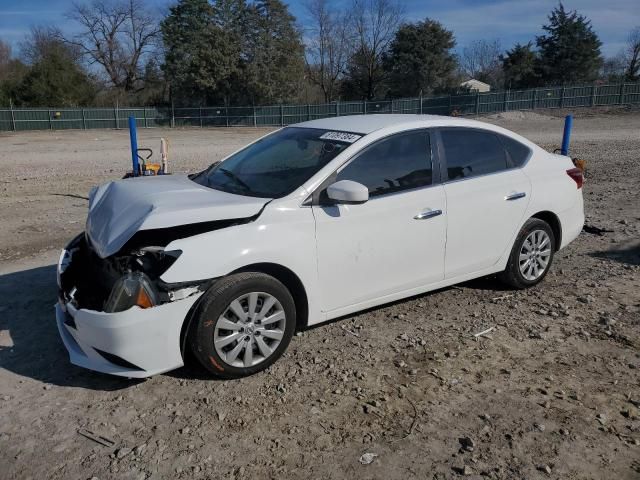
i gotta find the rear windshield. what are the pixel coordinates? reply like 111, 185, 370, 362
191, 127, 359, 198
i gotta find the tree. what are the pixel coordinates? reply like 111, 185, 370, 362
536, 3, 602, 84
0, 40, 29, 106
65, 0, 160, 92
243, 0, 306, 104
601, 54, 626, 83
501, 42, 540, 89
304, 0, 351, 102
14, 29, 95, 106
383, 19, 456, 97
342, 0, 403, 100
460, 39, 503, 87
623, 27, 640, 81
161, 0, 240, 105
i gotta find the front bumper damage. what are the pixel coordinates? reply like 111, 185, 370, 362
56, 234, 205, 377
56, 295, 201, 377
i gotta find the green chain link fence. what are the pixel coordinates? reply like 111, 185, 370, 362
1, 83, 639, 132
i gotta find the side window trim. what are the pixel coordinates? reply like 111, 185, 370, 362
311, 128, 441, 205
436, 126, 524, 184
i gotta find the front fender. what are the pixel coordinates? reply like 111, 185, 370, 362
160, 204, 322, 323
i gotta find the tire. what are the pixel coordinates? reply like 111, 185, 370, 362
499, 218, 556, 289
189, 272, 296, 379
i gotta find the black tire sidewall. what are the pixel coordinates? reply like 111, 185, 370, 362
504, 219, 555, 289
190, 273, 296, 379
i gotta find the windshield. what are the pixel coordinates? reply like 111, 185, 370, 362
191, 127, 359, 198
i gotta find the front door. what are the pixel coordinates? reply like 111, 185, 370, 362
312, 130, 447, 313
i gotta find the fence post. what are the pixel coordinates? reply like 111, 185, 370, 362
503, 90, 509, 112
363, 99, 367, 115
448, 94, 452, 113
475, 92, 480, 115
82, 108, 87, 129
590, 85, 596, 107
532, 89, 537, 110
143, 108, 147, 128
200, 107, 203, 128
226, 106, 229, 127
253, 106, 257, 127
560, 87, 565, 108
171, 100, 175, 128
336, 101, 340, 117
9, 99, 16, 131
307, 104, 311, 121
619, 83, 626, 104
48, 109, 52, 130
114, 104, 119, 129
419, 92, 423, 115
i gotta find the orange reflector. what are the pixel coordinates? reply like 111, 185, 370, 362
135, 287, 154, 309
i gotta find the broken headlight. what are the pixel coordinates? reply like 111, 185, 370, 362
104, 271, 158, 313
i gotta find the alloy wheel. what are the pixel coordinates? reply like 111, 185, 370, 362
213, 292, 286, 368
518, 229, 552, 281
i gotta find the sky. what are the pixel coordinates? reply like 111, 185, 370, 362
0, 0, 638, 58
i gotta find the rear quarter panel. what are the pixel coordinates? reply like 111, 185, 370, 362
522, 150, 584, 248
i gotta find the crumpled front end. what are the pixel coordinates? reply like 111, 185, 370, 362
56, 233, 207, 377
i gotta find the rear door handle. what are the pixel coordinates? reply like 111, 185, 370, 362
414, 209, 442, 220
505, 192, 526, 201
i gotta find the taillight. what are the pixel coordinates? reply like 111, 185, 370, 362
566, 168, 583, 189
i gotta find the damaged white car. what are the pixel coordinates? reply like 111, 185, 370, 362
56, 114, 584, 379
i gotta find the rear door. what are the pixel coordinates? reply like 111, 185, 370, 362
312, 129, 447, 313
438, 128, 532, 278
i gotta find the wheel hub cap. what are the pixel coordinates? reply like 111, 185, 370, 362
213, 292, 286, 368
518, 229, 552, 281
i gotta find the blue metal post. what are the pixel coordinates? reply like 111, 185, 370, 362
560, 114, 572, 156
128, 116, 139, 176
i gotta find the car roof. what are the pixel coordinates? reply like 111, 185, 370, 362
292, 114, 486, 135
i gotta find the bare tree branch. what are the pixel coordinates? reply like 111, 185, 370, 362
349, 0, 403, 99
62, 0, 159, 92
624, 26, 640, 81
304, 0, 351, 102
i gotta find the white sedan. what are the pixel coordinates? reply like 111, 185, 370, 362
56, 114, 584, 379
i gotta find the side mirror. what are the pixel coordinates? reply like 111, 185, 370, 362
326, 180, 369, 204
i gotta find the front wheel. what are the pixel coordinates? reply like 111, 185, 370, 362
189, 272, 296, 379
499, 218, 555, 289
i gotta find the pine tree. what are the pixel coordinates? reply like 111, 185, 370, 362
161, 0, 240, 105
243, 0, 305, 104
536, 3, 602, 84
501, 42, 540, 89
384, 19, 457, 97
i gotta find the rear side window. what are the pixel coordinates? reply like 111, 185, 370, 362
336, 131, 432, 197
441, 129, 508, 181
499, 134, 531, 167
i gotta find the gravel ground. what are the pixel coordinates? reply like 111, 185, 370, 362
0, 109, 639, 480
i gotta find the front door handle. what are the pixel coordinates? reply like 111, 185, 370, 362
414, 209, 442, 220
505, 192, 526, 201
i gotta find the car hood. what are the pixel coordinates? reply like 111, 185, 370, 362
86, 174, 270, 258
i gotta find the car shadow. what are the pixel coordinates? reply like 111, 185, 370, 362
0, 264, 141, 391
589, 240, 640, 266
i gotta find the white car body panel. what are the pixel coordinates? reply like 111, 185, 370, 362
313, 186, 446, 312
443, 168, 532, 278
87, 174, 269, 258
56, 114, 585, 377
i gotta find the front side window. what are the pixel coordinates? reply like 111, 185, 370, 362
335, 131, 432, 197
441, 129, 508, 181
191, 127, 356, 198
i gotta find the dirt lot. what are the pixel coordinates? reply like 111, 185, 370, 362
1, 109, 639, 480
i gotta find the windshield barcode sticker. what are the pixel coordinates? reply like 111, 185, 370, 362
319, 131, 362, 143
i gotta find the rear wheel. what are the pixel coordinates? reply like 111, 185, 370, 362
189, 272, 296, 379
499, 218, 555, 289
